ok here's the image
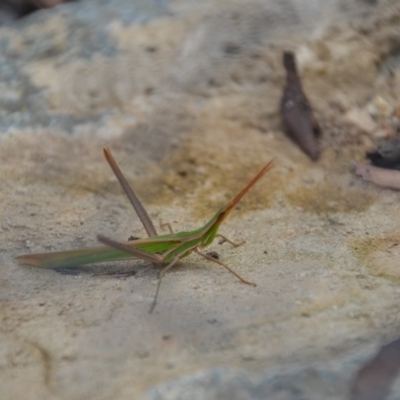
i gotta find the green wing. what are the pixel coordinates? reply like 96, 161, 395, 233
16, 236, 183, 269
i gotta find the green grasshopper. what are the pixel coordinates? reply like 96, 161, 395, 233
17, 148, 274, 312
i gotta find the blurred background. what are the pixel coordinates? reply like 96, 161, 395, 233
1, 1, 400, 399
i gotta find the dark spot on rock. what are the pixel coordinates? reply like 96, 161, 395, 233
206, 251, 219, 260
223, 42, 241, 55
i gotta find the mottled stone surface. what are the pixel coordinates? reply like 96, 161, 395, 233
1, 0, 400, 399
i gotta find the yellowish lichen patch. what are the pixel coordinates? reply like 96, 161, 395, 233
139, 112, 286, 219
351, 234, 400, 280
153, 158, 280, 218
286, 182, 374, 214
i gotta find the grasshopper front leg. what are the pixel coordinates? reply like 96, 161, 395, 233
195, 249, 256, 287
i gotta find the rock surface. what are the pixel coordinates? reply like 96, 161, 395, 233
1, 0, 400, 399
